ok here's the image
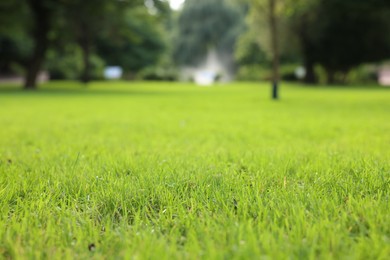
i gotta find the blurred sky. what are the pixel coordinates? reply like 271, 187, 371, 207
169, 0, 185, 10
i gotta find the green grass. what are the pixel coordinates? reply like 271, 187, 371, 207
0, 81, 389, 259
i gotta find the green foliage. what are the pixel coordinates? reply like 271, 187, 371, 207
173, 0, 245, 65
0, 82, 390, 258
235, 0, 301, 88
0, 0, 170, 86
236, 63, 300, 81
236, 64, 268, 81
87, 55, 105, 80
0, 1, 31, 74
0, 0, 30, 36
312, 64, 379, 85
235, 32, 268, 66
239, 0, 390, 84
313, 0, 390, 73
136, 66, 178, 81
45, 46, 83, 80
96, 6, 167, 72
45, 46, 104, 80
346, 65, 378, 85
242, 0, 298, 59
0, 34, 32, 74
288, 0, 390, 83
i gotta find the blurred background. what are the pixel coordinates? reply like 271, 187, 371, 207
0, 0, 390, 89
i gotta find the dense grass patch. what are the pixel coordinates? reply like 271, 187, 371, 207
0, 81, 389, 259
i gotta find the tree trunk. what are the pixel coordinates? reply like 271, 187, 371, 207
79, 24, 91, 84
269, 0, 279, 100
304, 59, 317, 84
24, 0, 50, 90
80, 41, 91, 84
340, 71, 348, 84
326, 69, 335, 85
297, 14, 317, 84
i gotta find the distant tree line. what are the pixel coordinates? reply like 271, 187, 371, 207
0, 0, 171, 89
238, 0, 390, 84
1, 0, 390, 90
172, 0, 390, 88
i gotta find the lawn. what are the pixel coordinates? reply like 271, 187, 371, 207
0, 81, 389, 259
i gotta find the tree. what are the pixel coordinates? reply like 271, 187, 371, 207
318, 0, 390, 83
0, 1, 31, 75
0, 0, 59, 89
62, 0, 169, 82
62, 0, 132, 83
1, 0, 169, 87
290, 0, 390, 84
95, 3, 168, 74
244, 0, 290, 99
268, 0, 279, 98
173, 0, 245, 68
286, 0, 319, 84
23, 0, 54, 89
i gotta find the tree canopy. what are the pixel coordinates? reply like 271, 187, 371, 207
0, 0, 169, 88
173, 0, 245, 66
1, 0, 390, 89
